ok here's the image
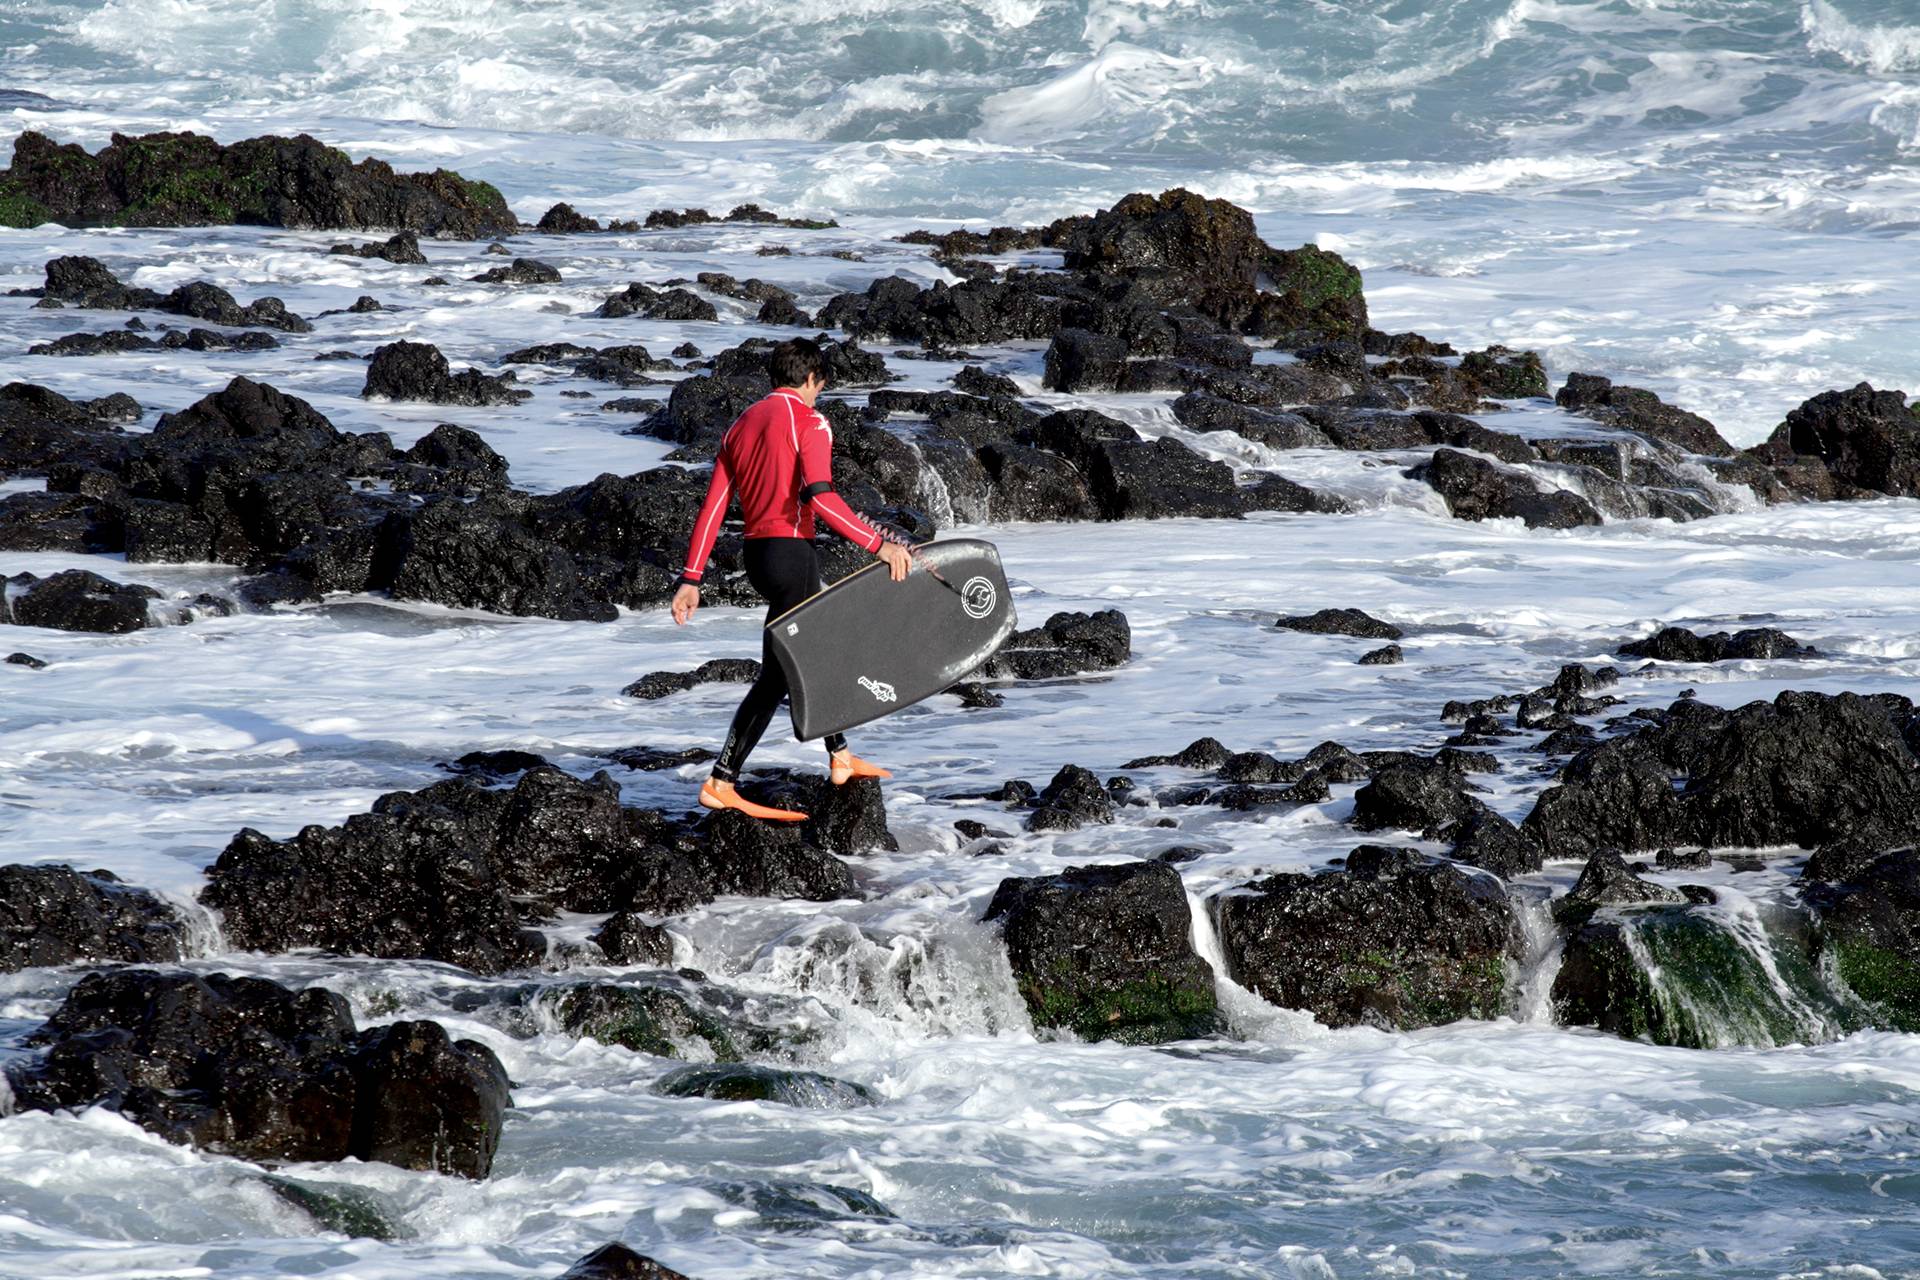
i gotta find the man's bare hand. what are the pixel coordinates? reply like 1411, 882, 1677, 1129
671, 584, 700, 625
878, 541, 912, 582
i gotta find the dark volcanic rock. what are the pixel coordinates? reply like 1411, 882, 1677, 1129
1409, 448, 1603, 529
654, 1063, 873, 1107
0, 130, 514, 236
0, 864, 185, 972
1524, 691, 1920, 858
1448, 811, 1544, 877
559, 1244, 694, 1280
1025, 764, 1116, 832
1275, 607, 1403, 640
596, 282, 719, 322
1123, 737, 1234, 770
363, 341, 530, 406
1748, 383, 1920, 499
328, 230, 429, 264
372, 497, 614, 621
1619, 625, 1815, 664
551, 983, 739, 1059
622, 659, 761, 700
1041, 328, 1128, 392
1351, 758, 1488, 839
1552, 849, 1685, 924
696, 810, 860, 901
7, 569, 160, 633
1807, 848, 1920, 1032
6, 969, 510, 1176
589, 913, 674, 967
1557, 373, 1735, 456
983, 860, 1218, 1044
200, 767, 656, 973
980, 609, 1130, 681
1357, 644, 1403, 665
36, 256, 310, 330
469, 258, 561, 285
1213, 848, 1516, 1029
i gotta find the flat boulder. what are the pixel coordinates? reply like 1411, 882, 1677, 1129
1275, 607, 1402, 640
983, 860, 1219, 1043
0, 130, 514, 236
6, 969, 510, 1176
1213, 847, 1516, 1029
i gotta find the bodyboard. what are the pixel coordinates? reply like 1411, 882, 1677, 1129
766, 538, 1017, 741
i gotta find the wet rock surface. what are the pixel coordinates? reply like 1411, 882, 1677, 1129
1213, 847, 1517, 1030
1524, 691, 1920, 858
0, 864, 186, 971
6, 969, 510, 1176
1619, 625, 1815, 663
984, 860, 1218, 1044
559, 1244, 696, 1280
0, 130, 514, 235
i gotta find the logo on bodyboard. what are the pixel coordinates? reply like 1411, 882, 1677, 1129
858, 676, 897, 703
961, 576, 996, 620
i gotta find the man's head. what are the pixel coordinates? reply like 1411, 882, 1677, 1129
770, 337, 828, 403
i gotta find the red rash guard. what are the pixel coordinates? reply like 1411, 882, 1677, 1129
679, 388, 886, 584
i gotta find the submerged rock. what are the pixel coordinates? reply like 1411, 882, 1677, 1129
654, 1063, 874, 1108
1275, 607, 1403, 640
0, 130, 514, 236
328, 230, 430, 264
1213, 847, 1516, 1029
983, 861, 1219, 1044
0, 864, 185, 971
560, 1244, 695, 1280
35, 256, 310, 330
622, 659, 761, 700
1551, 849, 1686, 925
6, 969, 510, 1176
5, 569, 161, 633
980, 609, 1131, 681
549, 983, 741, 1059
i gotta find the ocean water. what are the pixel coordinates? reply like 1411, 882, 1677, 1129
3, 1, 1920, 1277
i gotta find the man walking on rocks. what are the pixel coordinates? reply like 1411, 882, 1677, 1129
671, 337, 912, 821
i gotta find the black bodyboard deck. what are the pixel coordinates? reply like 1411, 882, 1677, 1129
766, 538, 1016, 741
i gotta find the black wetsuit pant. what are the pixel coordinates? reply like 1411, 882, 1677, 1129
712, 538, 846, 781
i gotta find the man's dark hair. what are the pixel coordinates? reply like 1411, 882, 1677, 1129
769, 337, 827, 389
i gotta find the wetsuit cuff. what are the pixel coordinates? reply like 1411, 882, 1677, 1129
676, 573, 703, 588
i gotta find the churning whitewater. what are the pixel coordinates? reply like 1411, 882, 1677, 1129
2, 1, 1919, 1277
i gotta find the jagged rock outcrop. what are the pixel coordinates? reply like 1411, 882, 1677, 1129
6, 969, 510, 1176
0, 864, 186, 971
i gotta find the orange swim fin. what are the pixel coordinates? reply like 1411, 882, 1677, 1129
699, 779, 808, 822
830, 752, 893, 785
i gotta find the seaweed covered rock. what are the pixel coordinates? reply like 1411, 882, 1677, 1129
1524, 692, 1920, 858
0, 864, 185, 972
654, 1063, 874, 1108
1551, 907, 1823, 1048
983, 861, 1218, 1044
1057, 188, 1367, 340
5, 969, 510, 1176
549, 983, 740, 1059
363, 341, 530, 407
1213, 847, 1516, 1029
1619, 625, 1814, 663
0, 130, 514, 236
1806, 848, 1920, 1032
1551, 849, 1685, 925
